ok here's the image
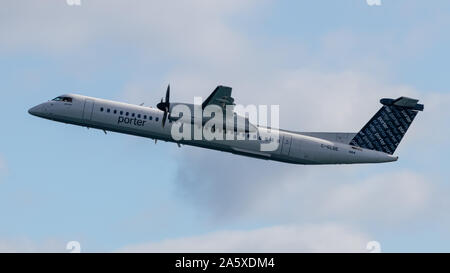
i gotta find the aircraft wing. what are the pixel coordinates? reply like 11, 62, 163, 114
202, 85, 235, 111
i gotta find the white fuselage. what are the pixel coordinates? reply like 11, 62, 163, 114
28, 94, 398, 165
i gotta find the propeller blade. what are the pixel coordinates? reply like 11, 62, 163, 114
157, 84, 171, 127
162, 110, 168, 127
165, 84, 170, 103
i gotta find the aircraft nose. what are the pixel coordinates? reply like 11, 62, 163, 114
28, 105, 42, 116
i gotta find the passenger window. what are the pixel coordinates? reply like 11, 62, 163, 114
155, 117, 159, 122
138, 114, 141, 118
114, 110, 117, 114
149, 116, 152, 120
100, 107, 104, 112
120, 111, 123, 115
144, 115, 147, 119
126, 112, 129, 116
132, 113, 135, 117
107, 109, 110, 113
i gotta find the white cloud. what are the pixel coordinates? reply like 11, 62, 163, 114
238, 69, 420, 131
0, 0, 256, 65
173, 143, 434, 225
319, 171, 432, 221
0, 238, 68, 253
120, 223, 371, 253
405, 92, 450, 145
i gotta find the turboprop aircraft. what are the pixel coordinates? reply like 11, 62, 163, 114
28, 85, 423, 165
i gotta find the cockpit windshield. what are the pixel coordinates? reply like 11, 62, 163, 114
52, 96, 73, 103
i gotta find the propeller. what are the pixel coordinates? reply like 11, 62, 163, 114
157, 84, 171, 127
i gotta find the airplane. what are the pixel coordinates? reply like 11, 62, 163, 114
28, 85, 424, 165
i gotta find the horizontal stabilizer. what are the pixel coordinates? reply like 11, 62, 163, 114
380, 96, 424, 111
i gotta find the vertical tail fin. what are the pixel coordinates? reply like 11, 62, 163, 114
349, 97, 424, 155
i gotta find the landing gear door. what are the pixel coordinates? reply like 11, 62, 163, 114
83, 99, 94, 121
281, 135, 292, 156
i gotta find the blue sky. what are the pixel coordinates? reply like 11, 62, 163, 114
0, 0, 449, 252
